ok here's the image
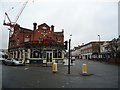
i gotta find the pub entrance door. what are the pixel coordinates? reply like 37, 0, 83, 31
46, 52, 52, 62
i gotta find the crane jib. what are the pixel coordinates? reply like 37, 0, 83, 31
3, 0, 28, 37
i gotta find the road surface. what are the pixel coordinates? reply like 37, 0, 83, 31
2, 59, 119, 88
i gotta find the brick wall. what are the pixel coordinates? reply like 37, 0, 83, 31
9, 23, 64, 49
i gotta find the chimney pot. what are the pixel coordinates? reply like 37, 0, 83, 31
33, 22, 37, 30
51, 25, 54, 32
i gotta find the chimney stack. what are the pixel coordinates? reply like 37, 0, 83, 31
33, 22, 37, 30
62, 29, 64, 33
51, 25, 54, 32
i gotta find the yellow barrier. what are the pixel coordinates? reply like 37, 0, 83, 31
82, 64, 87, 74
53, 63, 57, 73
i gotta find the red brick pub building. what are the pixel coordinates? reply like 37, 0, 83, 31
8, 23, 65, 64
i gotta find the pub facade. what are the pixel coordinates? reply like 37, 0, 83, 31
8, 23, 65, 64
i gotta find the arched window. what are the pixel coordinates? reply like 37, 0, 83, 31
58, 51, 62, 58
33, 51, 39, 58
53, 50, 57, 58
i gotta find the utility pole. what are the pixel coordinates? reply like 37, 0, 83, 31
68, 39, 71, 74
68, 34, 72, 74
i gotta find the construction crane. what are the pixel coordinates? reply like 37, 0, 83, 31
3, 1, 28, 37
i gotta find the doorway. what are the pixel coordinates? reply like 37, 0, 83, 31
46, 52, 52, 62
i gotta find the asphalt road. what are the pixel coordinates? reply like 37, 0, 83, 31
1, 59, 119, 88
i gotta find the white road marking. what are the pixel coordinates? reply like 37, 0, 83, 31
24, 68, 28, 70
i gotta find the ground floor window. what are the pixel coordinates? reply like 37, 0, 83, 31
18, 51, 20, 58
43, 50, 46, 58
31, 49, 42, 58
33, 51, 39, 58
58, 51, 62, 58
53, 50, 62, 58
14, 49, 63, 59
14, 52, 16, 58
53, 50, 57, 58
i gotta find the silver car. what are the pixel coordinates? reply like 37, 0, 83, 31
4, 58, 23, 65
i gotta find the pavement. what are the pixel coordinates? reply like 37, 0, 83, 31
1, 59, 119, 88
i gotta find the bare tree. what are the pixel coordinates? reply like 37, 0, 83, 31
108, 38, 119, 58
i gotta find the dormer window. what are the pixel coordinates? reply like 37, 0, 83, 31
41, 26, 48, 30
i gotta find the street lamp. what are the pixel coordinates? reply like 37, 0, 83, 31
98, 35, 100, 58
98, 35, 100, 42
68, 34, 72, 74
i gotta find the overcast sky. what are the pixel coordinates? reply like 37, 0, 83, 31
0, 0, 119, 49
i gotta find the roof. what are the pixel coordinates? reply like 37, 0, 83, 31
82, 41, 104, 46
20, 27, 32, 32
38, 23, 50, 27
53, 32, 63, 36
76, 41, 105, 49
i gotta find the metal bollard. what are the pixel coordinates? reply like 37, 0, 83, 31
82, 64, 87, 74
53, 63, 57, 73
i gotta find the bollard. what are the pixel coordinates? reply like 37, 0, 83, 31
82, 64, 87, 74
81, 64, 93, 76
52, 63, 57, 73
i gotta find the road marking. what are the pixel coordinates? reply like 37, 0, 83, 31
24, 68, 28, 70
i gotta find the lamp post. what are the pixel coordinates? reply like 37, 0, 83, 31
98, 35, 100, 58
68, 34, 72, 74
98, 35, 100, 42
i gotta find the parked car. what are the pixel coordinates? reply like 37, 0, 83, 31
3, 58, 23, 65
71, 57, 75, 61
